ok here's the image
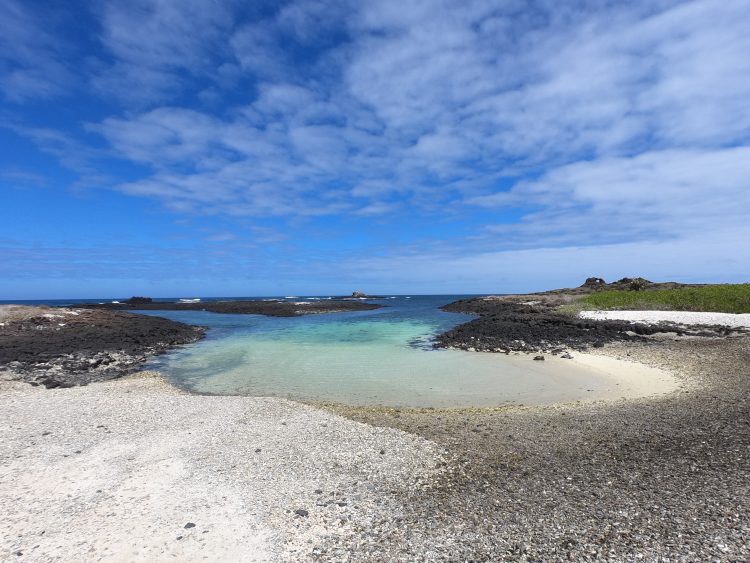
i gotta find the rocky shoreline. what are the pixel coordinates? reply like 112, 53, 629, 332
435, 280, 744, 354
2, 284, 749, 560
326, 336, 750, 561
0, 298, 383, 388
0, 306, 205, 388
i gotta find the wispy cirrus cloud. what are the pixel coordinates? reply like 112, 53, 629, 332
0, 0, 76, 101
91, 0, 239, 104
471, 146, 750, 248
87, 1, 750, 227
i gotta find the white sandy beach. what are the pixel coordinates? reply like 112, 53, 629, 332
579, 310, 750, 328
0, 373, 445, 562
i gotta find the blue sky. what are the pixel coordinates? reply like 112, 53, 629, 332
2, 0, 750, 298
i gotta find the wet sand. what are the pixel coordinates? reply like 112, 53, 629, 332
326, 336, 750, 561
174, 343, 678, 409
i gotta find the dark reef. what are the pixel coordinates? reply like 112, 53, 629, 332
0, 308, 205, 388
76, 299, 382, 317
435, 278, 737, 353
1, 297, 382, 388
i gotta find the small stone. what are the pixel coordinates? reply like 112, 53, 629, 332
561, 353, 574, 359
294, 509, 309, 517
184, 522, 196, 529
314, 489, 323, 494
533, 355, 545, 361
255, 448, 261, 453
379, 449, 385, 455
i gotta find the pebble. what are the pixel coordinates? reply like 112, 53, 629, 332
319, 337, 750, 561
0, 374, 446, 561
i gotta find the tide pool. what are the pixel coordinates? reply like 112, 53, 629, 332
141, 296, 674, 407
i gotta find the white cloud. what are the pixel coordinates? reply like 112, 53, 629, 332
92, 0, 237, 103
0, 0, 74, 101
6, 0, 750, 284
89, 0, 750, 208
347, 0, 750, 168
471, 146, 750, 247
230, 22, 287, 80
96, 108, 226, 168
345, 225, 750, 294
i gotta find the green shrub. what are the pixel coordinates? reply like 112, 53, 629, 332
577, 284, 750, 313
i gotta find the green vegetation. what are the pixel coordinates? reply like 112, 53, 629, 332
574, 284, 750, 314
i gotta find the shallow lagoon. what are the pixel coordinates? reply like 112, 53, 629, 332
142, 296, 674, 407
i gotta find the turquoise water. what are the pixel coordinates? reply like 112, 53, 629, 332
141, 296, 623, 407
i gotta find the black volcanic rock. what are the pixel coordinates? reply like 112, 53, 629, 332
0, 308, 205, 387
436, 293, 737, 354
532, 277, 699, 297
581, 277, 606, 289
437, 299, 653, 352
331, 292, 387, 299
125, 296, 153, 304
612, 277, 651, 291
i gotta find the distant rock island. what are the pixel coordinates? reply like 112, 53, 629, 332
331, 291, 386, 299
